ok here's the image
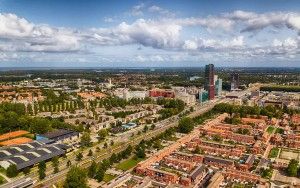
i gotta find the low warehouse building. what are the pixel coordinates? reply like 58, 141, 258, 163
0, 141, 67, 170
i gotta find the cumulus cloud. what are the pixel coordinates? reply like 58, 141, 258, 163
148, 5, 175, 17
0, 13, 80, 52
89, 19, 182, 49
223, 10, 300, 34
1, 10, 300, 64
130, 3, 145, 16
183, 36, 245, 51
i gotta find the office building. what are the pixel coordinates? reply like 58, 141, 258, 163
215, 78, 222, 96
205, 64, 215, 100
231, 73, 240, 91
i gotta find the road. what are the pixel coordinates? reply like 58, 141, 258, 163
30, 102, 219, 187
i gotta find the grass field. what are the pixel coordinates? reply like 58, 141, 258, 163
268, 147, 279, 158
266, 126, 275, 134
116, 157, 144, 171
103, 174, 115, 183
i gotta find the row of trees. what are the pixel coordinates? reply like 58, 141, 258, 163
212, 103, 298, 119
29, 100, 84, 114
88, 97, 154, 109
0, 102, 83, 134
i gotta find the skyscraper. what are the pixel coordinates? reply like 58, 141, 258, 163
205, 64, 215, 100
231, 73, 240, 91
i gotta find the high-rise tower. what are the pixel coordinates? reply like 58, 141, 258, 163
205, 64, 215, 100
230, 73, 240, 91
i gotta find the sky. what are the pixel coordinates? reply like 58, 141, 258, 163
0, 0, 300, 67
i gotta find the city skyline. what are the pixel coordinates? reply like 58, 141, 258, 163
0, 0, 300, 67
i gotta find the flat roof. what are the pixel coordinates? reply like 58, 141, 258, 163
0, 130, 29, 142
1, 143, 66, 170
39, 129, 78, 140
0, 137, 33, 146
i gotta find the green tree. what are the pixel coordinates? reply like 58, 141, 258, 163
38, 161, 46, 180
76, 153, 83, 161
52, 156, 59, 173
80, 132, 91, 147
67, 160, 72, 167
151, 124, 155, 130
178, 117, 194, 133
97, 129, 108, 141
6, 164, 18, 178
143, 125, 148, 133
286, 159, 299, 177
64, 166, 88, 188
30, 117, 52, 134
88, 161, 97, 178
103, 142, 108, 149
87, 149, 93, 157
135, 148, 146, 158
95, 167, 105, 182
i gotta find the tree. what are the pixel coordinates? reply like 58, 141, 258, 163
192, 146, 203, 154
64, 166, 88, 188
178, 117, 194, 133
88, 161, 97, 178
109, 153, 118, 164
151, 124, 155, 130
87, 149, 93, 157
135, 148, 146, 158
67, 160, 72, 167
286, 159, 299, 177
52, 156, 59, 173
38, 161, 46, 180
80, 132, 91, 147
143, 125, 148, 133
30, 117, 52, 134
76, 153, 83, 161
6, 164, 18, 177
212, 134, 223, 142
97, 129, 108, 141
103, 142, 108, 149
95, 166, 105, 182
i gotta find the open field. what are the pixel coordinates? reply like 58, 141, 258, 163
279, 149, 300, 160
116, 157, 144, 171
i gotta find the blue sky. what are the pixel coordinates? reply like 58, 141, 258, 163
0, 0, 300, 67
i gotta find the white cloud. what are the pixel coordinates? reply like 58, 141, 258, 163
0, 13, 80, 52
130, 3, 145, 16
89, 19, 182, 49
148, 5, 175, 17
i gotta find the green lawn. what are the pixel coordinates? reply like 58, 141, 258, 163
268, 147, 279, 158
266, 126, 275, 134
103, 173, 115, 183
116, 157, 144, 171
